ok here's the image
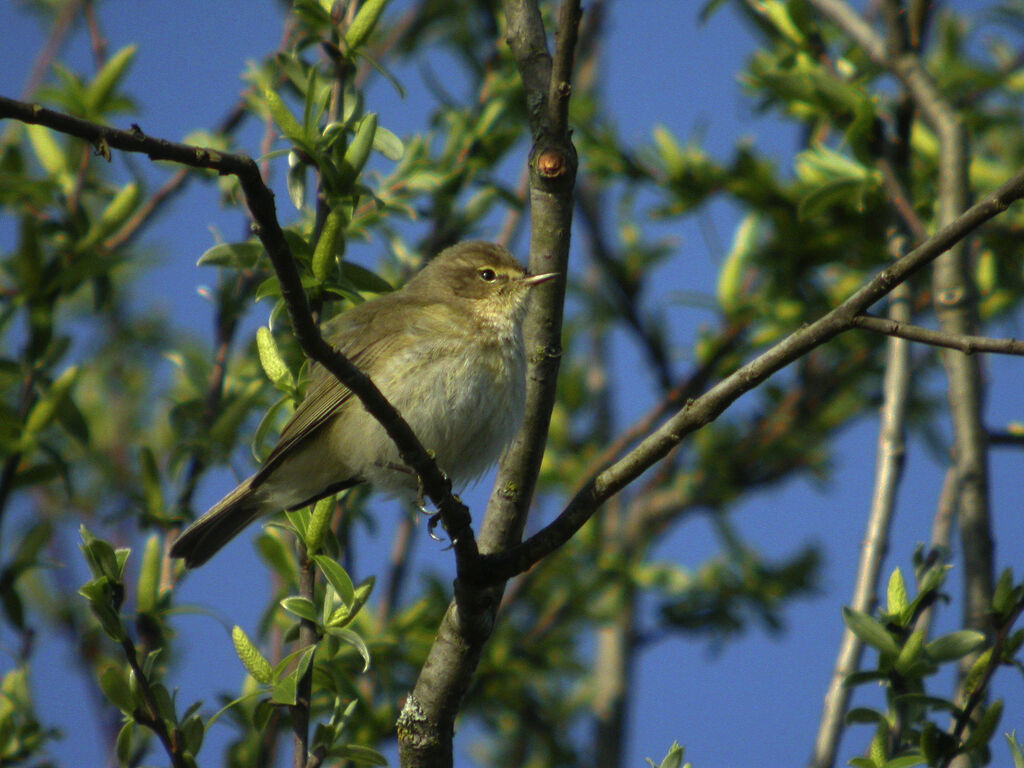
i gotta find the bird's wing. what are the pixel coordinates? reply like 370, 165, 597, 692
252, 296, 404, 484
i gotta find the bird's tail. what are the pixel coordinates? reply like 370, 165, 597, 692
170, 479, 266, 568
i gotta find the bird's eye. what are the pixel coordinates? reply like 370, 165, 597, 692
478, 268, 497, 282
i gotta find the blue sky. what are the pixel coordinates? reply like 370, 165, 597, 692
1, 1, 1022, 766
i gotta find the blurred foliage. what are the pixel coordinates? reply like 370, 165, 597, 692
1, 0, 1023, 767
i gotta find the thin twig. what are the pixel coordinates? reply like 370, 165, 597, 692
121, 636, 188, 768
812, 245, 914, 768
577, 178, 674, 389
852, 315, 1024, 355
292, 548, 317, 768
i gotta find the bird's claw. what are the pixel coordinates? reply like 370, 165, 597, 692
427, 512, 444, 542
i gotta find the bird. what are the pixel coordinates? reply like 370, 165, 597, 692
170, 241, 557, 567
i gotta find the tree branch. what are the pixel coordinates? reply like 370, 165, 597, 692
0, 94, 479, 570
396, 2, 581, 764
852, 315, 1024, 356
479, 162, 1024, 583
812, 240, 914, 768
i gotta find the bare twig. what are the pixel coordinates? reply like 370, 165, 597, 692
17, 0, 82, 101
379, 514, 415, 622
852, 315, 1024, 356
812, 243, 914, 768
577, 178, 674, 389
916, 467, 958, 640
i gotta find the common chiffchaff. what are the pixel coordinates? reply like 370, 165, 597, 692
170, 241, 557, 567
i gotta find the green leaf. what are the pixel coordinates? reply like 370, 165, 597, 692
135, 534, 161, 614
79, 525, 122, 582
1005, 731, 1024, 768
98, 665, 137, 714
926, 630, 987, 662
116, 720, 135, 764
287, 151, 307, 210
270, 644, 317, 705
879, 755, 926, 768
372, 124, 404, 161
892, 693, 957, 712
887, 568, 908, 617
209, 379, 263, 448
252, 394, 293, 459
327, 575, 374, 628
343, 0, 389, 51
78, 577, 126, 641
25, 124, 68, 178
651, 741, 685, 768
962, 699, 1002, 751
265, 88, 307, 146
314, 555, 355, 607
280, 596, 318, 623
325, 626, 370, 672
139, 446, 163, 517
305, 498, 334, 555
77, 182, 141, 251
284, 506, 310, 541
84, 44, 137, 114
312, 208, 345, 282
842, 607, 899, 656
992, 568, 1015, 616
24, 365, 79, 438
181, 712, 204, 755
328, 744, 389, 765
962, 648, 993, 696
754, 1, 805, 44
717, 213, 759, 314
339, 262, 394, 294
652, 124, 685, 177
256, 530, 299, 583
895, 630, 926, 676
196, 241, 265, 268
232, 625, 273, 684
337, 112, 378, 189
845, 707, 888, 725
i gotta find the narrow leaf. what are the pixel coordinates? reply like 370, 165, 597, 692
842, 607, 899, 656
280, 596, 318, 623
926, 630, 987, 663
344, 0, 389, 50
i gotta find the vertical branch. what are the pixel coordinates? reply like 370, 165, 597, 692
593, 587, 636, 768
810, 13, 918, 756
479, 0, 579, 551
397, 3, 580, 765
811, 277, 913, 768
292, 548, 317, 768
929, 109, 994, 719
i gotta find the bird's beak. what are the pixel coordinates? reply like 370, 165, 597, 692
520, 271, 559, 287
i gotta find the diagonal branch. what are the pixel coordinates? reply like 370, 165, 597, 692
478, 162, 1024, 584
0, 94, 480, 571
851, 315, 1024, 355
